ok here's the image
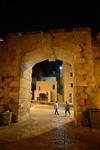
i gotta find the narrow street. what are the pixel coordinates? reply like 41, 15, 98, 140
0, 104, 100, 150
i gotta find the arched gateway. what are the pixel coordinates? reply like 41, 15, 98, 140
0, 27, 99, 126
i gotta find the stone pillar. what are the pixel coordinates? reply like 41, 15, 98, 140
74, 53, 95, 126
18, 62, 32, 122
62, 62, 73, 102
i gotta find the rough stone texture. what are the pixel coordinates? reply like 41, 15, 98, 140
0, 27, 100, 126
62, 62, 73, 103
0, 104, 100, 150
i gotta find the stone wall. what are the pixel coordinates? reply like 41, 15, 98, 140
0, 27, 99, 126
0, 40, 21, 122
92, 35, 100, 108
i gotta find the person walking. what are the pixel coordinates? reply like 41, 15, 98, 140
54, 101, 59, 115
65, 101, 70, 116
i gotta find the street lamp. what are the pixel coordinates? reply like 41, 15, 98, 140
59, 66, 62, 71
59, 66, 62, 78
59, 66, 63, 94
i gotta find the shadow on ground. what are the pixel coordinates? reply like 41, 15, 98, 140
0, 123, 100, 150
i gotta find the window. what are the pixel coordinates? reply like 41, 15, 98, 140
71, 83, 73, 88
70, 72, 73, 77
53, 85, 55, 89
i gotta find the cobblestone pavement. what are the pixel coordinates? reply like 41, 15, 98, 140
0, 104, 100, 150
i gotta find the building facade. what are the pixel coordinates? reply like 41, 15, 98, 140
34, 80, 57, 103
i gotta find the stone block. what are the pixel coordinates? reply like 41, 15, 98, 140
0, 111, 12, 125
10, 81, 19, 87
9, 92, 19, 99
75, 76, 87, 86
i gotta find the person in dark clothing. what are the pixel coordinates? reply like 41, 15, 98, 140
65, 101, 70, 116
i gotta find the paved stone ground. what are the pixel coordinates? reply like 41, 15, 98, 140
0, 104, 100, 150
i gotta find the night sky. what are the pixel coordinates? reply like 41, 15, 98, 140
0, 1, 99, 36
32, 60, 62, 77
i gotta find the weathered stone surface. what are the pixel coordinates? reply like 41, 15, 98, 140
0, 27, 100, 126
0, 111, 12, 125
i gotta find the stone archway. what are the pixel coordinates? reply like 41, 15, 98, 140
18, 40, 83, 126
0, 28, 96, 126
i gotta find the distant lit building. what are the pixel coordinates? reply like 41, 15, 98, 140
34, 80, 57, 103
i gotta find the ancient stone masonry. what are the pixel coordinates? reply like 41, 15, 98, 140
92, 33, 100, 108
0, 40, 21, 122
0, 27, 100, 126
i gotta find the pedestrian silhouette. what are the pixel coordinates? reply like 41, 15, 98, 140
65, 101, 70, 116
54, 101, 59, 115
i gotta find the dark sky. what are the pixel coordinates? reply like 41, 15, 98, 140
0, 1, 99, 36
32, 60, 62, 77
